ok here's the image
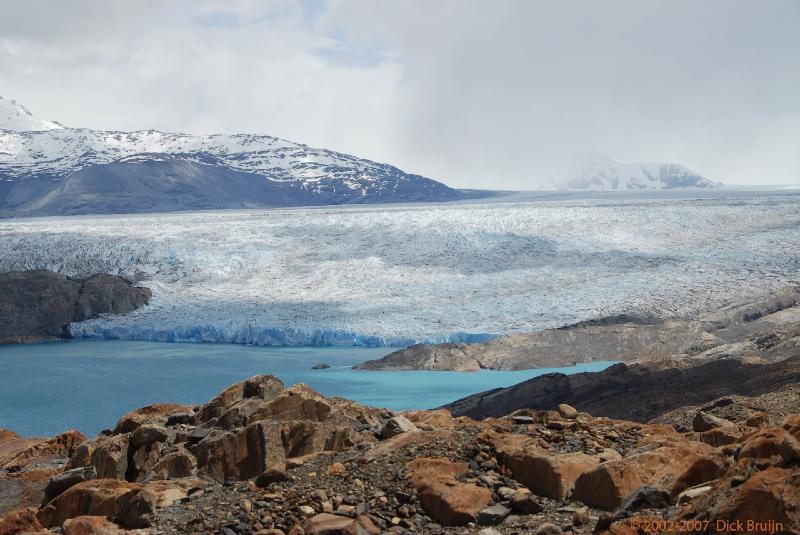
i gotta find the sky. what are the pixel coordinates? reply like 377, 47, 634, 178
1, 0, 798, 188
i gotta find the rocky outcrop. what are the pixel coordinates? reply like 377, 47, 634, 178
356, 286, 800, 371
0, 271, 151, 344
443, 355, 800, 422
2, 375, 798, 535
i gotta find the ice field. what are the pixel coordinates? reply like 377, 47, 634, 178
2, 192, 799, 346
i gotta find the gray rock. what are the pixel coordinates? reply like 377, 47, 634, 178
130, 424, 169, 448
44, 466, 97, 501
509, 493, 542, 514
692, 411, 734, 432
477, 504, 511, 525
0, 270, 150, 344
380, 416, 420, 439
166, 412, 194, 426
612, 485, 670, 521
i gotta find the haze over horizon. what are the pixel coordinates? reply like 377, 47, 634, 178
1, 0, 798, 189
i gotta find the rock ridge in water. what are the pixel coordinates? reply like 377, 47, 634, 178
0, 270, 151, 344
354, 286, 800, 371
0, 373, 798, 534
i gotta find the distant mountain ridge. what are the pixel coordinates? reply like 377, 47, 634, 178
561, 158, 720, 190
0, 96, 484, 216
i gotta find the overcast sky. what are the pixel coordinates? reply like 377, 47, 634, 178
1, 0, 798, 188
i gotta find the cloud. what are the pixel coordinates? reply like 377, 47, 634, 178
1, 0, 798, 188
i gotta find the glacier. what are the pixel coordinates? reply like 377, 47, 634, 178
1, 192, 799, 346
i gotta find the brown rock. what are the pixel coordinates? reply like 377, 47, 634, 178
407, 457, 491, 525
36, 479, 141, 528
0, 507, 45, 535
502, 448, 599, 500
89, 435, 129, 480
113, 403, 191, 434
301, 512, 379, 535
380, 416, 419, 439
670, 455, 728, 498
404, 409, 455, 430
67, 443, 94, 470
246, 385, 333, 423
782, 413, 800, 439
145, 445, 197, 480
141, 479, 205, 508
558, 404, 578, 419
193, 420, 285, 481
692, 411, 734, 432
129, 425, 168, 449
677, 466, 800, 531
697, 426, 742, 447
573, 436, 714, 510
327, 463, 346, 477
737, 427, 800, 465
196, 375, 285, 423
2, 431, 86, 471
745, 411, 769, 427
63, 515, 126, 535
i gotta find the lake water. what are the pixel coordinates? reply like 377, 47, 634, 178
0, 340, 618, 437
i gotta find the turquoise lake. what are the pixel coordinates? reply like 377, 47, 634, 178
0, 340, 618, 437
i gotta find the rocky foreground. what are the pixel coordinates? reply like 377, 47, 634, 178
1, 374, 798, 535
0, 271, 151, 344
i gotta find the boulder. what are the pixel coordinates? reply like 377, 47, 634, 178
89, 435, 129, 480
301, 513, 380, 535
278, 420, 356, 458
403, 409, 455, 430
113, 404, 191, 434
380, 416, 420, 439
407, 457, 492, 525
573, 436, 714, 510
246, 385, 333, 423
558, 404, 578, 420
692, 411, 734, 432
745, 411, 769, 428
165, 412, 194, 427
44, 467, 98, 501
129, 425, 168, 449
195, 375, 285, 423
506, 449, 599, 500
782, 413, 800, 439
676, 466, 800, 530
67, 443, 94, 470
611, 485, 670, 521
0, 507, 45, 535
36, 479, 141, 528
477, 504, 511, 525
697, 426, 742, 447
145, 446, 197, 480
736, 427, 800, 465
141, 479, 205, 508
670, 455, 727, 498
193, 420, 285, 481
62, 515, 126, 535
509, 492, 542, 514
2, 431, 86, 471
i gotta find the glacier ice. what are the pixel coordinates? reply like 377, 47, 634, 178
1, 194, 799, 346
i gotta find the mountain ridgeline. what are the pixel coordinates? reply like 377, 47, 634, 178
0, 96, 486, 217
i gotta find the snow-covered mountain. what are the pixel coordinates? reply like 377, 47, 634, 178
0, 96, 64, 131
561, 158, 720, 190
0, 97, 479, 216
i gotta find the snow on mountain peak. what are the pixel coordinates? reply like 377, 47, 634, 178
0, 96, 64, 131
561, 158, 720, 190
